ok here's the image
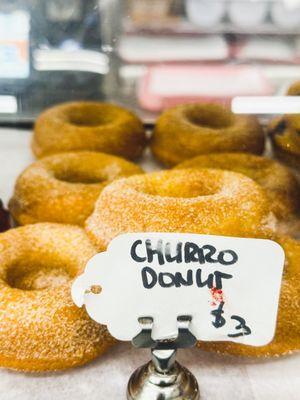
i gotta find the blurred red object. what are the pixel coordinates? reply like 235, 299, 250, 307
0, 200, 10, 232
138, 64, 274, 112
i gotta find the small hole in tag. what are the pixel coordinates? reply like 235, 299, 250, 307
89, 285, 102, 294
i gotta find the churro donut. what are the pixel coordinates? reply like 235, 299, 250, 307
85, 169, 276, 250
9, 151, 143, 226
151, 103, 265, 166
268, 82, 300, 167
287, 80, 300, 96
199, 234, 300, 357
0, 223, 115, 371
32, 102, 147, 160
175, 153, 300, 221
268, 116, 300, 169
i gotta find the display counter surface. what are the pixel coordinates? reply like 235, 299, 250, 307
0, 128, 299, 400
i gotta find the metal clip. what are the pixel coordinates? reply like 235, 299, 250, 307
132, 317, 156, 348
132, 315, 197, 350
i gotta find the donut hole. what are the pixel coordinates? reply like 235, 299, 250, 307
6, 260, 74, 291
185, 106, 233, 129
66, 105, 116, 127
271, 119, 287, 136
135, 171, 223, 198
49, 156, 114, 184
54, 169, 104, 184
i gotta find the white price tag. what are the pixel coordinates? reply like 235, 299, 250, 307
72, 233, 284, 347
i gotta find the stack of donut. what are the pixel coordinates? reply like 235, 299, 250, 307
1, 96, 300, 372
2, 102, 147, 371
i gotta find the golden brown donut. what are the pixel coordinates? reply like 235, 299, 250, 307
274, 81, 300, 134
175, 153, 300, 221
198, 234, 300, 357
0, 223, 115, 371
286, 81, 300, 96
268, 81, 300, 166
268, 116, 300, 169
287, 80, 300, 96
85, 169, 276, 251
151, 103, 265, 166
32, 102, 147, 160
9, 151, 143, 226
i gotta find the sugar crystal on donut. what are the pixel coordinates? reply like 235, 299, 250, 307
151, 103, 265, 166
32, 102, 147, 160
175, 153, 300, 234
85, 169, 276, 251
9, 151, 143, 226
0, 223, 115, 371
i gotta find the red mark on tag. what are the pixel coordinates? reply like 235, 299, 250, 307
210, 287, 224, 306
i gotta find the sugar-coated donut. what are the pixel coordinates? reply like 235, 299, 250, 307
286, 82, 300, 135
151, 103, 265, 166
199, 234, 300, 357
287, 80, 300, 96
175, 153, 300, 221
32, 102, 147, 160
0, 223, 115, 371
9, 151, 143, 226
85, 169, 276, 251
268, 82, 300, 168
268, 116, 300, 169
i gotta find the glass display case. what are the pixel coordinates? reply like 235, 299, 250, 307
0, 0, 122, 123
0, 3, 300, 400
1, 0, 300, 125
115, 0, 300, 123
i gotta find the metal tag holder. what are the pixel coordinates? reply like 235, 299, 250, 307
127, 315, 200, 400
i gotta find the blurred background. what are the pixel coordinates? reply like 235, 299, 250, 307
1, 0, 300, 124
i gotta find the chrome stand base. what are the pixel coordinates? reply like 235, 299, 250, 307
127, 359, 200, 400
128, 317, 200, 399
